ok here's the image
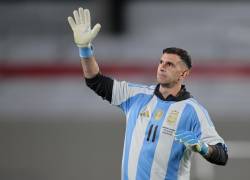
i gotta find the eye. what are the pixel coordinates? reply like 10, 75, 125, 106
159, 60, 163, 64
167, 62, 174, 67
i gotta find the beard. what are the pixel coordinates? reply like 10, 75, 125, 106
160, 81, 177, 88
157, 71, 180, 88
158, 77, 179, 88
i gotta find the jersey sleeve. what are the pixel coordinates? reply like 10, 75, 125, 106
111, 80, 155, 113
85, 73, 113, 102
187, 100, 228, 165
189, 100, 225, 145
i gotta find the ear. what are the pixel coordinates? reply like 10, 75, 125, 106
180, 69, 190, 80
183, 69, 190, 77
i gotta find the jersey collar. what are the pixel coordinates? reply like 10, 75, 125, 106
154, 84, 192, 101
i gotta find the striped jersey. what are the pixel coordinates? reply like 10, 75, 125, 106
111, 80, 225, 180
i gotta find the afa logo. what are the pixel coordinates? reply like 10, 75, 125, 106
167, 110, 179, 125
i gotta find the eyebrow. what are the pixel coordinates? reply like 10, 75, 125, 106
160, 59, 182, 65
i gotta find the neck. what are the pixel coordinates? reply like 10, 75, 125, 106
159, 83, 182, 99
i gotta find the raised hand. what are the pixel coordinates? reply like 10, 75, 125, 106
67, 7, 101, 48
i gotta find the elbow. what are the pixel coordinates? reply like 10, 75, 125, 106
206, 143, 228, 166
208, 154, 228, 166
217, 157, 228, 166
219, 152, 228, 166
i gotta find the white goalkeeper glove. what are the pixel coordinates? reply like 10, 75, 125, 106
67, 7, 101, 58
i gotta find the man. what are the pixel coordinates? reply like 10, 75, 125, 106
67, 7, 228, 180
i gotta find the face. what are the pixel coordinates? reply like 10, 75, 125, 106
157, 53, 189, 88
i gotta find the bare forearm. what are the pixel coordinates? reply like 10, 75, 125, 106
80, 56, 100, 78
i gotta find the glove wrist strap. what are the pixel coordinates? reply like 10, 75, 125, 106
200, 143, 209, 156
79, 46, 94, 58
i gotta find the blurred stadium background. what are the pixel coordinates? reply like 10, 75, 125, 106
1, 0, 250, 179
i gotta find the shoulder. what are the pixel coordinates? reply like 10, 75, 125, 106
113, 80, 156, 94
179, 98, 209, 119
127, 82, 156, 90
184, 98, 209, 113
184, 98, 214, 126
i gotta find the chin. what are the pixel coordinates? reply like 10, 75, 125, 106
156, 78, 164, 84
157, 77, 168, 84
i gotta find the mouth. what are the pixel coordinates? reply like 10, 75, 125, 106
157, 72, 167, 78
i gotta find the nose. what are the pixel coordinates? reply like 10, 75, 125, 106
161, 62, 167, 68
160, 62, 168, 69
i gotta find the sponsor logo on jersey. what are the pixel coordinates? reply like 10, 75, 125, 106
140, 110, 150, 118
140, 107, 150, 118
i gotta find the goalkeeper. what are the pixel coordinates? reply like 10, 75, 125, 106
67, 7, 228, 180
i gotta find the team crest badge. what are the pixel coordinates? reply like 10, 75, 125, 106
167, 110, 179, 125
154, 109, 163, 120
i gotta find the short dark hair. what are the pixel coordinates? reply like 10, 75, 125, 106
162, 47, 192, 69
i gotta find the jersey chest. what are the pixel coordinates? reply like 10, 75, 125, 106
129, 97, 187, 149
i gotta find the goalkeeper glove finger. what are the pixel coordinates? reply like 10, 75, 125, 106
175, 131, 209, 156
67, 7, 101, 48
